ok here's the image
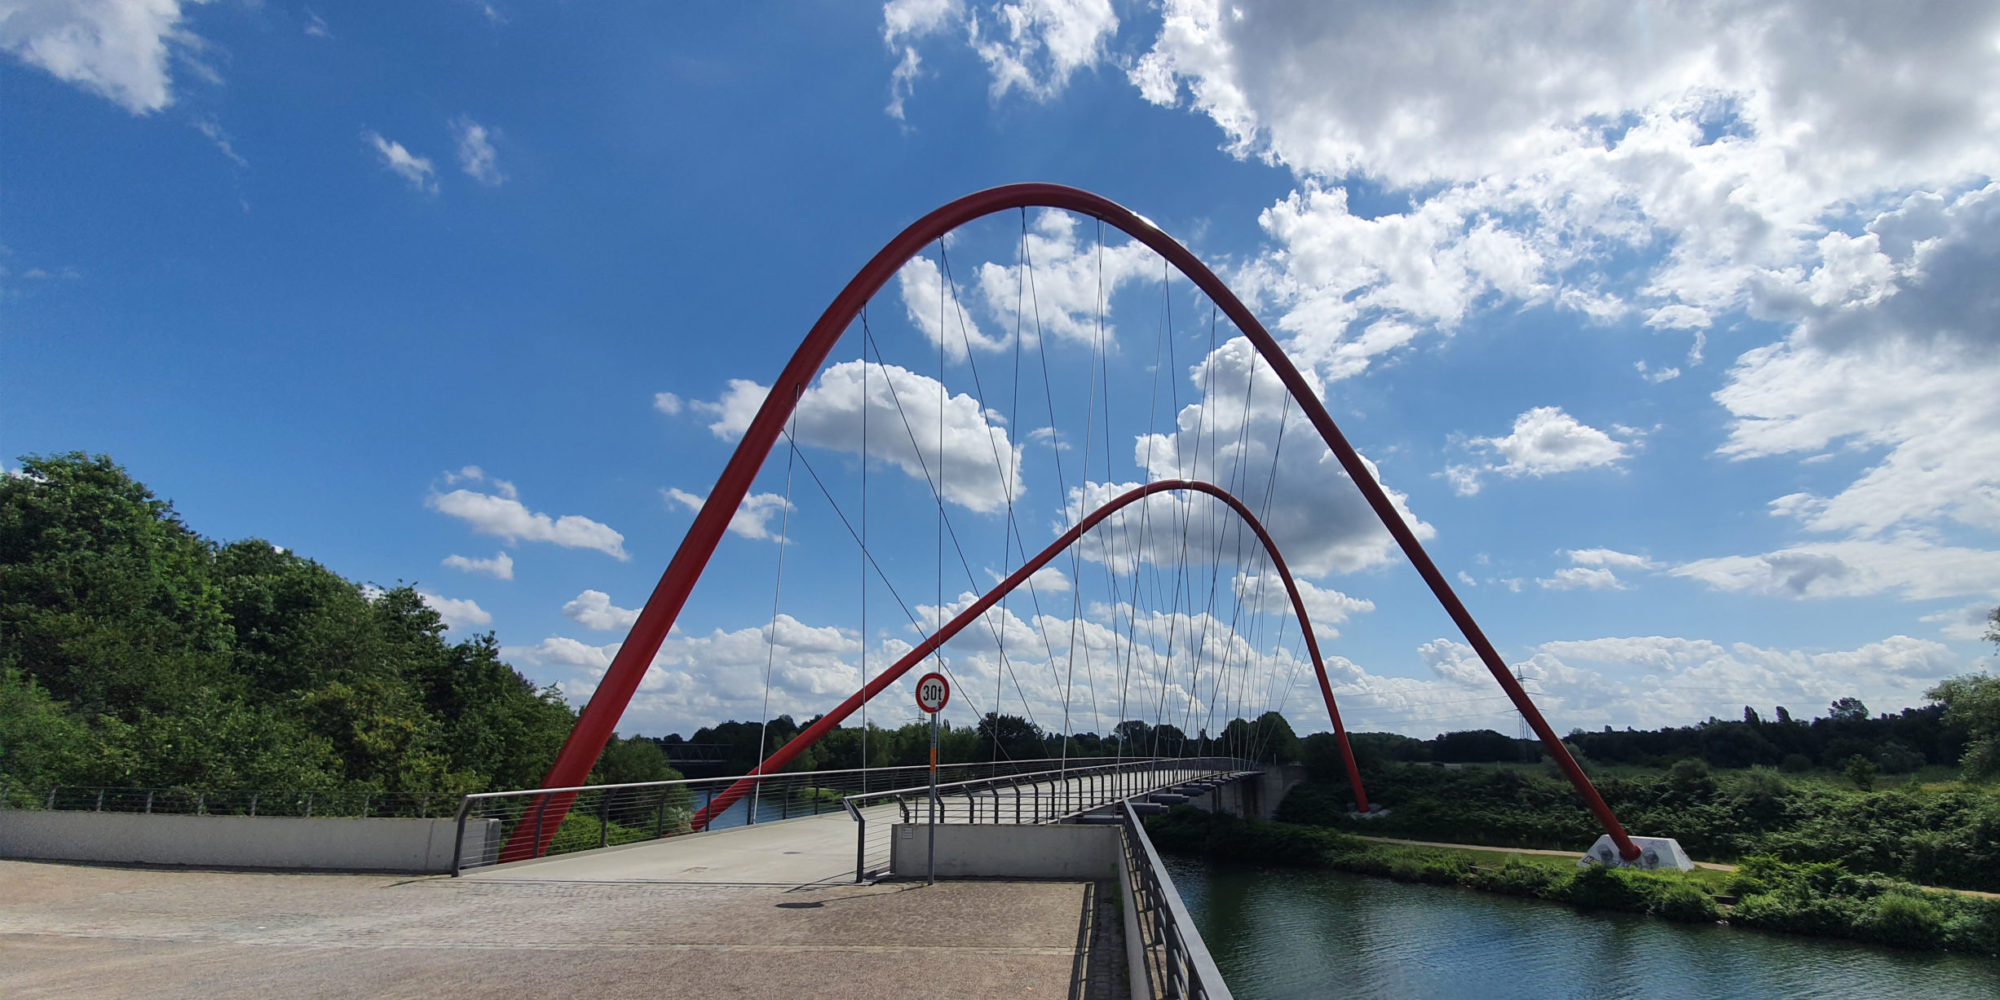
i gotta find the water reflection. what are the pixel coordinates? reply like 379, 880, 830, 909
1163, 856, 1998, 1000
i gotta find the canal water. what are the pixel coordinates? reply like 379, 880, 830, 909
1162, 856, 1999, 999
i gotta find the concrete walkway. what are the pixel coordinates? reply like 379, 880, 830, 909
0, 858, 1106, 1000
468, 807, 882, 886
1, 767, 1231, 997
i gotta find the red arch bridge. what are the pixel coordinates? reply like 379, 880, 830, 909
440, 184, 1683, 994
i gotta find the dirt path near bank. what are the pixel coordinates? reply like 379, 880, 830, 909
1352, 835, 2000, 899
1353, 834, 1736, 870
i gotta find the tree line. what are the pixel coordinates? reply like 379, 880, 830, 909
662, 710, 1304, 775
0, 453, 676, 800
1306, 677, 1999, 783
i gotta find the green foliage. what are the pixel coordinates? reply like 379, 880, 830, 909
975, 713, 1046, 761
0, 453, 578, 799
1151, 810, 1995, 954
1724, 853, 2000, 953
1928, 671, 2000, 781
1844, 753, 1879, 791
1280, 760, 2000, 893
1587, 867, 1716, 922
594, 734, 681, 786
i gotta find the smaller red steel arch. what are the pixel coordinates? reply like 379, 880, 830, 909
682, 479, 1371, 834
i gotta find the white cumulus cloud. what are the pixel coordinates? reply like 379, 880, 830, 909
0, 0, 210, 114
563, 589, 640, 632
1445, 407, 1630, 496
427, 472, 628, 560
418, 589, 492, 630
451, 115, 503, 186
441, 551, 513, 580
364, 130, 436, 194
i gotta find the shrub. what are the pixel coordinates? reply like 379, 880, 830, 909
1569, 864, 1651, 912
1650, 879, 1720, 922
1862, 891, 1945, 949
1844, 754, 1879, 791
1780, 753, 1814, 773
1474, 859, 1567, 899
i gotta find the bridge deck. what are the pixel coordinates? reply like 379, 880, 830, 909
469, 806, 886, 885
0, 797, 1131, 1000
2, 769, 1235, 997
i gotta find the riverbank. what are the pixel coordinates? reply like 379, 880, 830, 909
1145, 808, 2000, 957
1280, 761, 2000, 893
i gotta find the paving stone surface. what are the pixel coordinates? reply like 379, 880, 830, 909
0, 860, 1116, 999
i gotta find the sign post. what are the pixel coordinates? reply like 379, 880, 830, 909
914, 671, 950, 885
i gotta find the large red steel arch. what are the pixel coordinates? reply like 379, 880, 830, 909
682, 479, 1373, 835
531, 182, 1642, 861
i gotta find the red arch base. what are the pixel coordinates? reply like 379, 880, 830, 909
518, 183, 1641, 863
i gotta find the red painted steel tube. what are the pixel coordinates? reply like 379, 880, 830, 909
684, 479, 1371, 831
515, 183, 1639, 862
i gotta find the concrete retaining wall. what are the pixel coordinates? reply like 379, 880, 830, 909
888, 822, 1121, 879
0, 810, 500, 874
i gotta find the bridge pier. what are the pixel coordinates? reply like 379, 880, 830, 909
1182, 764, 1302, 821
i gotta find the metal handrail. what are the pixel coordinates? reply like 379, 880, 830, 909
1122, 799, 1233, 1000
455, 756, 1148, 804
446, 756, 1233, 875
840, 757, 1247, 810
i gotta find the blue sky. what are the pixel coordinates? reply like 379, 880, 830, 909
5, 1, 1998, 742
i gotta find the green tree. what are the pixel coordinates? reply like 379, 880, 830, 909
594, 735, 682, 785
0, 453, 583, 799
1829, 697, 1870, 723
0, 453, 232, 720
1927, 671, 2000, 780
0, 668, 95, 793
1844, 753, 1879, 791
975, 713, 1044, 761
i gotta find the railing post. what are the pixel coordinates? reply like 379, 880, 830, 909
196, 792, 204, 816
303, 793, 311, 818
533, 794, 547, 858
450, 796, 472, 877
94, 789, 104, 812
656, 795, 668, 840
145, 790, 154, 814
853, 808, 866, 882
598, 792, 611, 849
47, 787, 58, 810
248, 794, 257, 817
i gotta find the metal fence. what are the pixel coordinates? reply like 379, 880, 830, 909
1121, 799, 1233, 1000
838, 757, 1253, 882
0, 784, 441, 818
447, 756, 1177, 875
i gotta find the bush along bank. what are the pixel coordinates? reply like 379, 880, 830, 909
1278, 760, 2000, 893
1143, 808, 2000, 956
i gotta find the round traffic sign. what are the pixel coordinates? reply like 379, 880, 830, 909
915, 671, 950, 714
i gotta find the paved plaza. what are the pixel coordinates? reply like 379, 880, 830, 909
1, 845, 1121, 999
